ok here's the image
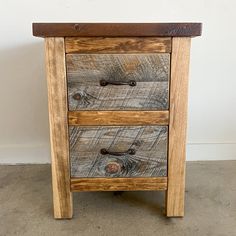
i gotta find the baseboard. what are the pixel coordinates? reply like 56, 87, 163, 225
0, 143, 235, 164
0, 144, 50, 164
187, 143, 236, 161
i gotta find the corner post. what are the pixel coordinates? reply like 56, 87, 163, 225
45, 37, 73, 218
166, 37, 191, 217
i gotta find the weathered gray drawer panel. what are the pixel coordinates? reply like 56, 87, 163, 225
70, 126, 168, 178
66, 54, 170, 110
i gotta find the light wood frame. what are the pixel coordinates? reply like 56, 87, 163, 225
45, 38, 73, 218
68, 111, 169, 126
65, 37, 171, 53
44, 36, 192, 219
71, 177, 167, 191
166, 37, 191, 217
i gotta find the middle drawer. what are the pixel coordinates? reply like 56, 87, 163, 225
66, 54, 170, 111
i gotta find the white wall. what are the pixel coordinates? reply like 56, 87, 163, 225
0, 0, 236, 163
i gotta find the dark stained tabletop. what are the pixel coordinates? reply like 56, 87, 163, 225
32, 23, 202, 37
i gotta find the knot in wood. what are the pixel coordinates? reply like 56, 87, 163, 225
72, 93, 81, 101
105, 162, 121, 174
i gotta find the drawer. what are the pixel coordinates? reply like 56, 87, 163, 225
70, 126, 168, 178
67, 54, 170, 110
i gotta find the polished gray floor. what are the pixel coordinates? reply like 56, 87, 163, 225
0, 161, 235, 236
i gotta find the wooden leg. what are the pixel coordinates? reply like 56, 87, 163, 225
166, 37, 191, 217
45, 38, 73, 218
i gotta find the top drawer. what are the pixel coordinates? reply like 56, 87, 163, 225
67, 54, 170, 111
66, 37, 170, 111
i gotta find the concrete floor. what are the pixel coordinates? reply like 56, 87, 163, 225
0, 161, 236, 236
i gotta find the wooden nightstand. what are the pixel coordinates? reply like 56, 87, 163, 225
33, 23, 202, 219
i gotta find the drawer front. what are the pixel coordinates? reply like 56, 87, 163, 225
67, 54, 170, 110
70, 126, 168, 178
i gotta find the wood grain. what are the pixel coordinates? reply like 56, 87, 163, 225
65, 37, 171, 53
45, 38, 72, 219
67, 54, 170, 110
71, 177, 167, 191
166, 37, 191, 217
69, 126, 168, 178
68, 111, 169, 126
33, 23, 202, 37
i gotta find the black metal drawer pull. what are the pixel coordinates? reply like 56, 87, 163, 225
100, 79, 136, 87
100, 148, 136, 156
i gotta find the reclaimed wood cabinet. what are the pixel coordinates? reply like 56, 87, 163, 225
33, 23, 202, 218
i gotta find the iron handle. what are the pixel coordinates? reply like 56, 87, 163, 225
100, 79, 136, 87
100, 148, 136, 156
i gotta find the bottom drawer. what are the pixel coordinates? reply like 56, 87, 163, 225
69, 126, 168, 178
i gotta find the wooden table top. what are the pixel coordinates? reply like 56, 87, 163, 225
32, 23, 202, 37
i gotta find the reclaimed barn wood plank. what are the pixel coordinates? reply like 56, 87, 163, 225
69, 126, 168, 178
68, 111, 169, 126
65, 37, 171, 53
67, 54, 170, 110
44, 38, 72, 219
166, 37, 191, 217
71, 177, 168, 191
